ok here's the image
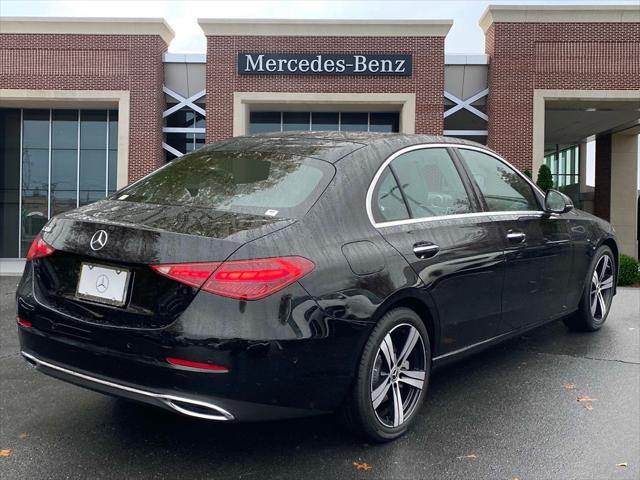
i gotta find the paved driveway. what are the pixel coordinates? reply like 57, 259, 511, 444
1, 276, 638, 479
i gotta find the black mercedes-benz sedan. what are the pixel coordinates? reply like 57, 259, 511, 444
16, 133, 618, 442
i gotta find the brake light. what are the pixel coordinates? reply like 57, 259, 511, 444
151, 256, 314, 300
26, 233, 56, 261
166, 357, 228, 372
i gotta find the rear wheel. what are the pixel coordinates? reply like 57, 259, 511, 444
341, 308, 431, 442
564, 245, 616, 332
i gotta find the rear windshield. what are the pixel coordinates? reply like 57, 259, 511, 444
115, 149, 334, 218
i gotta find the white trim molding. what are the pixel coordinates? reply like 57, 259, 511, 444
163, 87, 206, 117
0, 89, 130, 189
162, 86, 206, 158
0, 17, 175, 45
444, 89, 489, 121
232, 92, 416, 136
198, 18, 453, 37
480, 5, 640, 32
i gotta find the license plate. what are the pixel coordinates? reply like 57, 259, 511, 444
76, 263, 130, 306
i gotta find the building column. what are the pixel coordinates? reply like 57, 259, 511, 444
610, 133, 639, 259
594, 134, 612, 221
579, 142, 588, 191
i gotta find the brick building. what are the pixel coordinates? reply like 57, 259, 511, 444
1, 5, 639, 270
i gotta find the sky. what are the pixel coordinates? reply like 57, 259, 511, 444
1, 0, 638, 54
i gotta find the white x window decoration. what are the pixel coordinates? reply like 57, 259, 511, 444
162, 86, 207, 158
161, 142, 184, 158
444, 88, 489, 121
163, 86, 206, 118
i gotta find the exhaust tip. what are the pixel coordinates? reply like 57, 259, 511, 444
161, 395, 234, 421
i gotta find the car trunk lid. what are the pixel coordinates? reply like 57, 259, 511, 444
32, 200, 295, 329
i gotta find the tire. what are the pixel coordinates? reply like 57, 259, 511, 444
341, 307, 431, 442
563, 245, 616, 332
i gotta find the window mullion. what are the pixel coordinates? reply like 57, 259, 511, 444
47, 109, 52, 219
76, 110, 81, 208
105, 109, 110, 197
18, 109, 23, 257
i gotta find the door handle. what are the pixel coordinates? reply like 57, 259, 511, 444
413, 243, 439, 259
507, 230, 526, 243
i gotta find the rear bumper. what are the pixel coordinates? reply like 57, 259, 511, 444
19, 342, 330, 421
21, 351, 234, 421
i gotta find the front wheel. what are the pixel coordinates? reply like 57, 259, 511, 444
564, 245, 616, 332
341, 307, 431, 442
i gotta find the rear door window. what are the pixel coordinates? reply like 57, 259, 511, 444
116, 149, 334, 218
388, 148, 472, 219
456, 148, 539, 212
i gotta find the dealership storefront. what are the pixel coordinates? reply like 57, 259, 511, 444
1, 6, 639, 270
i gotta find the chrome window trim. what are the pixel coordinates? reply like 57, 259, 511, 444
365, 143, 546, 228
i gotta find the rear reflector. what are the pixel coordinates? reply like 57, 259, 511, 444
166, 357, 228, 372
151, 256, 314, 301
17, 317, 32, 328
26, 233, 56, 261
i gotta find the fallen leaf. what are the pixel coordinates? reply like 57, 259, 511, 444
18, 433, 27, 439
457, 454, 478, 459
561, 383, 577, 390
616, 462, 628, 468
352, 461, 372, 471
576, 396, 597, 402
0, 449, 11, 457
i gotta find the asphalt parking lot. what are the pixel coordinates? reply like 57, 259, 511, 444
1, 275, 638, 480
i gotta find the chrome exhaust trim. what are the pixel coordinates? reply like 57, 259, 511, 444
21, 351, 234, 421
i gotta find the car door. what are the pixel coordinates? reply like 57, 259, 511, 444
454, 147, 574, 332
370, 145, 505, 356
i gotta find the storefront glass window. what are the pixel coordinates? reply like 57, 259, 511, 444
163, 104, 206, 161
283, 112, 310, 131
249, 111, 400, 134
311, 112, 339, 131
0, 108, 117, 258
544, 145, 580, 189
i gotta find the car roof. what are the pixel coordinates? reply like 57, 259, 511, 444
203, 132, 492, 164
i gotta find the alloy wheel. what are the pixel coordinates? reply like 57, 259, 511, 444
590, 254, 614, 321
370, 323, 427, 428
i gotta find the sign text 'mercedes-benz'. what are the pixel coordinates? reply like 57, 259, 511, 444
238, 53, 412, 76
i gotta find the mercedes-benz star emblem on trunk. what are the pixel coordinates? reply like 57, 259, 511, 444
90, 230, 108, 251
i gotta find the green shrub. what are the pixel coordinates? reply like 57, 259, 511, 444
523, 169, 532, 179
618, 254, 640, 286
536, 164, 554, 192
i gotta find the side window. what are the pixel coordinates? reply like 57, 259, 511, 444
389, 148, 472, 218
371, 167, 410, 223
457, 149, 539, 212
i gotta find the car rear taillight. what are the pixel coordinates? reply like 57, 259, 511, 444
151, 256, 314, 300
17, 317, 32, 328
26, 233, 56, 261
151, 262, 221, 289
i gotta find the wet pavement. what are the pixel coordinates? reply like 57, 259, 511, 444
1, 276, 638, 479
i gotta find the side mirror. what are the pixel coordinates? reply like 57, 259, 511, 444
544, 189, 573, 214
